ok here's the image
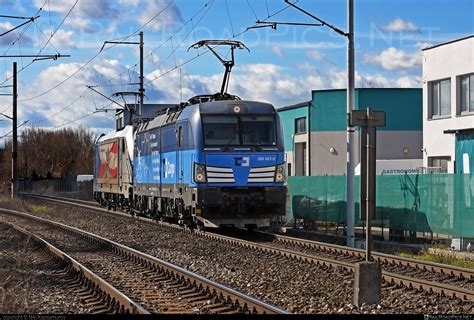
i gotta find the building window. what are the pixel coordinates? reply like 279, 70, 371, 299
429, 79, 451, 118
295, 117, 306, 134
460, 74, 474, 114
428, 156, 450, 173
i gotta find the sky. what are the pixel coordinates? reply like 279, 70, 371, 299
0, 0, 472, 140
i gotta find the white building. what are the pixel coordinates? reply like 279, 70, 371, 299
422, 35, 474, 173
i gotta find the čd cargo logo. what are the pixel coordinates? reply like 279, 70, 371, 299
235, 157, 249, 167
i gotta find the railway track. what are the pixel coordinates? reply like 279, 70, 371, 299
161, 224, 474, 302
0, 220, 146, 314
0, 206, 287, 315
18, 194, 474, 304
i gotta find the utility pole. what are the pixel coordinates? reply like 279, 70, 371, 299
139, 31, 144, 118
251, 0, 356, 247
101, 32, 144, 118
0, 56, 69, 198
346, 0, 356, 247
12, 62, 17, 199
0, 12, 69, 198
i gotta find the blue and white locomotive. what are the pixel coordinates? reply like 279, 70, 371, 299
131, 95, 286, 229
94, 40, 286, 229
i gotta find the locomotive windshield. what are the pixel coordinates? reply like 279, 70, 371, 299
202, 115, 276, 146
202, 116, 239, 146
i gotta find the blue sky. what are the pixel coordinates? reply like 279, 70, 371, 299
0, 0, 472, 140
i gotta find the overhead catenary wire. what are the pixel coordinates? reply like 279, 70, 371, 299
225, 0, 235, 37
1, 1, 47, 57
1, 10, 41, 84
18, 0, 295, 131
0, 0, 74, 88
145, 1, 297, 86
14, 1, 77, 75
14, 0, 186, 130
33, 20, 60, 54
27, 87, 90, 126
246, 0, 259, 20
19, 0, 182, 104
98, 0, 214, 89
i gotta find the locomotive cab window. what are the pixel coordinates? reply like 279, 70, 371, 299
202, 114, 276, 147
202, 116, 239, 146
241, 115, 276, 146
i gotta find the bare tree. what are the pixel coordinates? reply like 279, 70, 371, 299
0, 127, 95, 186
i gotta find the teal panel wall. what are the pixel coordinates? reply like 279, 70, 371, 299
456, 132, 474, 174
311, 90, 349, 132
311, 88, 422, 132
358, 89, 422, 131
278, 106, 308, 151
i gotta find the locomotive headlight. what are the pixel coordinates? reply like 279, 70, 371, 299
275, 164, 286, 182
194, 163, 207, 183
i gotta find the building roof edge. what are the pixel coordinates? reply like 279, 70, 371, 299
422, 34, 474, 51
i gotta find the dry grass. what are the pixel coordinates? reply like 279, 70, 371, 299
399, 251, 474, 269
24, 204, 51, 216
0, 193, 52, 217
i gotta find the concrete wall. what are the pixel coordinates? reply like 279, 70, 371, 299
310, 131, 422, 176
310, 131, 351, 176
279, 88, 423, 176
279, 105, 309, 176
422, 37, 474, 172
377, 131, 423, 160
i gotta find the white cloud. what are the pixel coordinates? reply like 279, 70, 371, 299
34, 0, 118, 18
363, 47, 422, 71
146, 61, 421, 109
415, 42, 433, 50
46, 29, 76, 49
15, 60, 136, 133
306, 49, 324, 60
0, 21, 33, 46
297, 62, 317, 73
13, 0, 26, 13
383, 18, 419, 32
67, 17, 94, 33
9, 57, 422, 138
138, 0, 183, 31
34, 0, 118, 33
118, 0, 140, 6
396, 76, 422, 88
271, 46, 284, 57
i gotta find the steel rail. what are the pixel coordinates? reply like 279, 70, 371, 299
264, 231, 474, 280
0, 206, 288, 315
177, 226, 474, 302
0, 219, 149, 314
20, 193, 474, 301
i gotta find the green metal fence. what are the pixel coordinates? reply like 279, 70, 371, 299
288, 174, 474, 238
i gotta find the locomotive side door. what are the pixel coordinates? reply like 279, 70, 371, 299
176, 124, 184, 192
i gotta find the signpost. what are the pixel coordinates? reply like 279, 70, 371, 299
349, 107, 386, 306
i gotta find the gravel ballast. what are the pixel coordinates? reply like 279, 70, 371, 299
1, 197, 473, 314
